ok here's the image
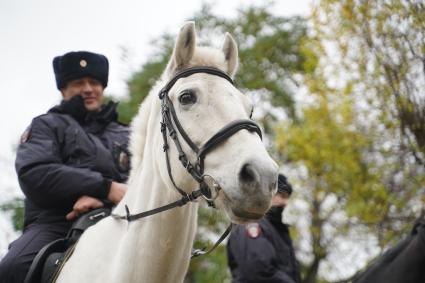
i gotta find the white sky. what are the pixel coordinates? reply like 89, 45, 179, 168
0, 0, 311, 253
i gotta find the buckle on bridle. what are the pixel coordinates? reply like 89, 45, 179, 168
200, 175, 221, 202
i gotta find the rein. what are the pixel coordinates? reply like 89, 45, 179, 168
112, 66, 262, 258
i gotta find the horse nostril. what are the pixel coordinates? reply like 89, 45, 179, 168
239, 164, 257, 184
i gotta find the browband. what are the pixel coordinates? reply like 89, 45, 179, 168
159, 66, 234, 99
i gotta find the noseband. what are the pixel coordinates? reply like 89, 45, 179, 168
112, 66, 262, 257
159, 66, 262, 205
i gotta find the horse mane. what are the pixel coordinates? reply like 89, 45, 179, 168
127, 90, 155, 182
128, 44, 237, 178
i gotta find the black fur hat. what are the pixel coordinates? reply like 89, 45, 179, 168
53, 51, 109, 89
277, 174, 293, 196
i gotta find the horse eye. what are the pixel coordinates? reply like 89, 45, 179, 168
178, 90, 197, 105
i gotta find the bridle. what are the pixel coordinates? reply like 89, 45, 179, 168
160, 66, 262, 205
112, 66, 262, 257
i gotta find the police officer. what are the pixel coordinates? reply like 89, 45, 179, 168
0, 51, 130, 283
227, 174, 301, 283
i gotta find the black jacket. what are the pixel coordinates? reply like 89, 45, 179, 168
227, 207, 301, 283
16, 96, 130, 227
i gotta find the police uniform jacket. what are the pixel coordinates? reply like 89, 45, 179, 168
227, 207, 301, 283
16, 96, 130, 228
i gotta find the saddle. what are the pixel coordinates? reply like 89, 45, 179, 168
24, 208, 111, 283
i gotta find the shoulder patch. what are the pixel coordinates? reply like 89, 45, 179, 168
113, 142, 131, 172
20, 127, 32, 144
245, 223, 262, 239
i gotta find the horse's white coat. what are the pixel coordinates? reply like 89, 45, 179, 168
56, 22, 278, 283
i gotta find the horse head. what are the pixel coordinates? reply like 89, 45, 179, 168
156, 22, 279, 224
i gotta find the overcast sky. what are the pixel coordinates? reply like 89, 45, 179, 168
0, 0, 311, 254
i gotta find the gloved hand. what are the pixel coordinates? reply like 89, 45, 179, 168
66, 195, 104, 220
59, 95, 87, 123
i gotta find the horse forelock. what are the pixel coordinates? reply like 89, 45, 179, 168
189, 47, 229, 71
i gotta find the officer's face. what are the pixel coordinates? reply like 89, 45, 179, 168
61, 77, 104, 112
271, 192, 289, 207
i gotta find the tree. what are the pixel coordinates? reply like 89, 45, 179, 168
310, 0, 425, 245
313, 0, 425, 166
273, 1, 425, 282
276, 91, 396, 283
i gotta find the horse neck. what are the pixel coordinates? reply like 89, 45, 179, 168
112, 93, 199, 282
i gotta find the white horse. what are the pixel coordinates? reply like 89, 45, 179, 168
56, 22, 278, 283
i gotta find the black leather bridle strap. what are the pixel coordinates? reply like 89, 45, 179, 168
161, 99, 204, 187
197, 119, 262, 172
159, 66, 234, 99
165, 95, 199, 153
111, 190, 203, 222
161, 121, 193, 197
191, 223, 233, 258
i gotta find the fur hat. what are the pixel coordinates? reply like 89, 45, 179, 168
53, 51, 109, 89
277, 174, 293, 196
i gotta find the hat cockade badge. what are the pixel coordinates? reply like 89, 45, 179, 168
80, 59, 87, 67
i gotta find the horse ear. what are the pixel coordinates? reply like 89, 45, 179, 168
222, 32, 239, 78
167, 22, 196, 73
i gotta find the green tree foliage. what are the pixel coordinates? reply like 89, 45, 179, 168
273, 1, 425, 282
276, 93, 389, 282
309, 0, 425, 242
0, 198, 24, 231
313, 0, 425, 165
